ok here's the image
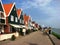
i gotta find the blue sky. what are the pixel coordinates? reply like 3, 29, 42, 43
2, 0, 60, 28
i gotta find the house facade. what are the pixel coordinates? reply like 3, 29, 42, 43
0, 0, 6, 34
24, 14, 32, 29
16, 9, 25, 34
17, 9, 25, 27
0, 0, 40, 41
3, 3, 19, 33
0, 0, 26, 34
0, 0, 39, 34
0, 1, 20, 34
35, 23, 39, 30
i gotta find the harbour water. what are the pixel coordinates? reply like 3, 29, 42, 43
52, 28, 60, 34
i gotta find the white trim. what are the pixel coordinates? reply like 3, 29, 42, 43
10, 24, 26, 28
21, 25, 25, 27
7, 2, 15, 17
0, 0, 7, 24
0, 18, 5, 19
10, 24, 20, 28
0, 0, 6, 17
3, 2, 15, 17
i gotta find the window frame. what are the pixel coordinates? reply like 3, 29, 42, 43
11, 15, 14, 21
15, 17, 18, 22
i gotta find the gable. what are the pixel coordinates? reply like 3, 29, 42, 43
20, 11, 24, 19
0, 2, 3, 11
24, 15, 29, 23
10, 5, 17, 16
17, 9, 21, 18
8, 5, 18, 24
3, 3, 13, 17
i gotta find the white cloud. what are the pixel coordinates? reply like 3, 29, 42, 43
20, 0, 60, 28
41, 6, 60, 17
34, 0, 52, 6
20, 0, 52, 10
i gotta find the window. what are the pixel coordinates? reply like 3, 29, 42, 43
15, 17, 18, 22
22, 20, 24, 24
11, 15, 14, 21
20, 19, 21, 23
0, 12, 4, 18
14, 8, 16, 11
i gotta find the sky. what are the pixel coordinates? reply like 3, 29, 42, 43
2, 0, 60, 28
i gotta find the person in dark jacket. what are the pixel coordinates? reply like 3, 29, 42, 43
48, 27, 51, 34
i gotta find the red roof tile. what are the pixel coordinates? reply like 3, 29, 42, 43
3, 3, 13, 17
16, 9, 21, 18
24, 14, 30, 26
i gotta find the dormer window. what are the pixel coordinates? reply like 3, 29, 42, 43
14, 8, 16, 11
11, 15, 14, 21
15, 17, 18, 22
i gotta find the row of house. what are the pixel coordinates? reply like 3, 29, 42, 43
0, 0, 39, 35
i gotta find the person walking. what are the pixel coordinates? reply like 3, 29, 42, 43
48, 27, 51, 34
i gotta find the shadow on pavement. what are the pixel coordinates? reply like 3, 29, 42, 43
28, 42, 38, 45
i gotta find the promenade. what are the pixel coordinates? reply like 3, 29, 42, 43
0, 31, 53, 45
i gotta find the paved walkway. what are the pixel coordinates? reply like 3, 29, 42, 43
50, 34, 60, 45
0, 31, 53, 45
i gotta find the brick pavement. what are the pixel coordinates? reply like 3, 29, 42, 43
0, 31, 53, 45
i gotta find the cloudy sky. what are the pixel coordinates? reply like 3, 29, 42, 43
2, 0, 60, 28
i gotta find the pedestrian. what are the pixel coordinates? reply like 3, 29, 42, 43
48, 27, 51, 34
44, 27, 48, 34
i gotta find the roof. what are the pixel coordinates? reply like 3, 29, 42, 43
24, 14, 29, 22
3, 3, 13, 17
16, 9, 21, 18
24, 14, 30, 25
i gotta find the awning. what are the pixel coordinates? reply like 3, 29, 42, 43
20, 25, 26, 28
10, 24, 20, 28
10, 24, 26, 28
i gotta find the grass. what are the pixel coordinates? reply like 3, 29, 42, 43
52, 31, 60, 39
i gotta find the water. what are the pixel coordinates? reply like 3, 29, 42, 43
52, 28, 60, 35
